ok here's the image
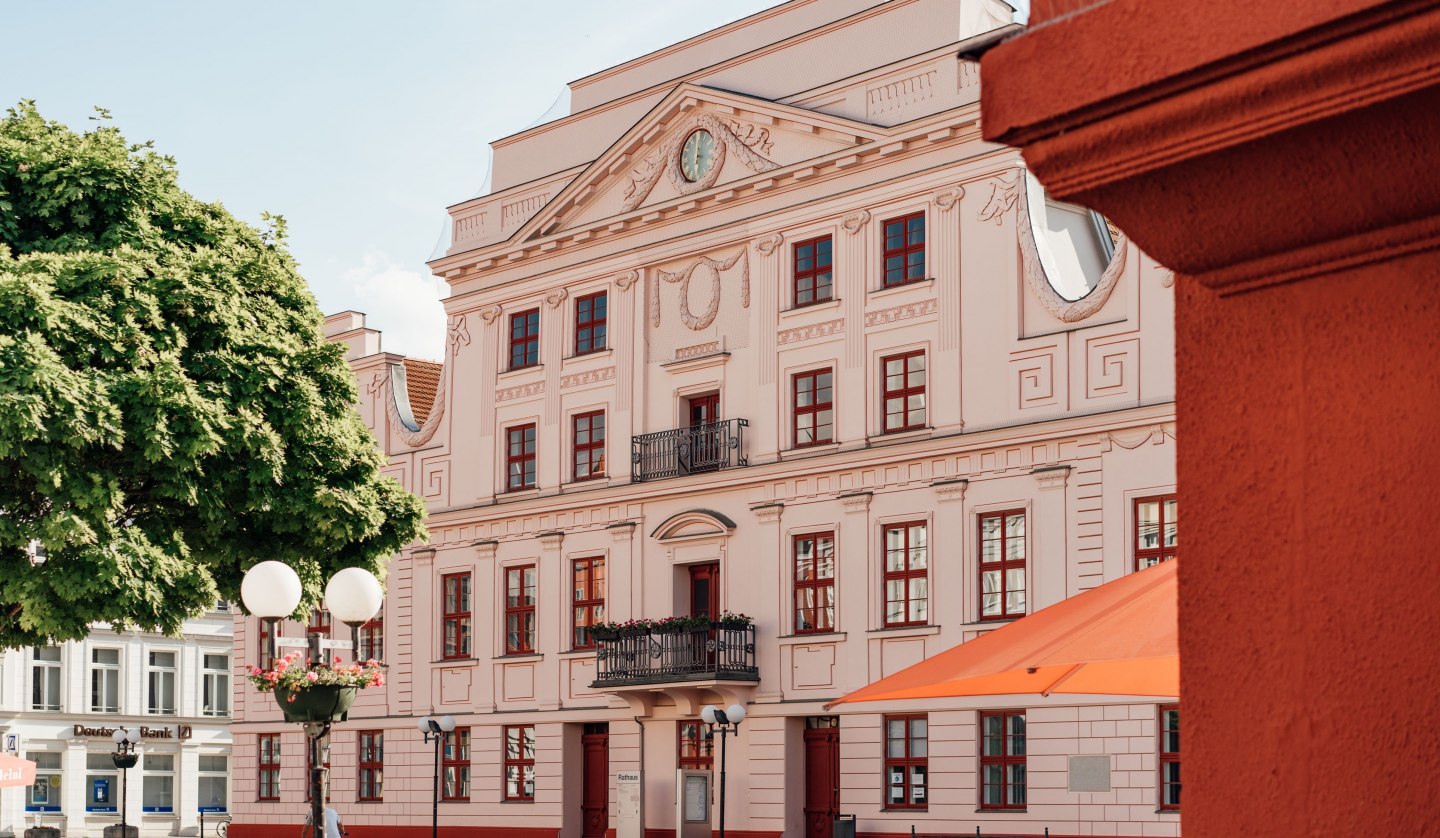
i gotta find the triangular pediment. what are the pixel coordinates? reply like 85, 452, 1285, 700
517, 84, 886, 241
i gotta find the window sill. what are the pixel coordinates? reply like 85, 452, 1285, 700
561, 476, 613, 491
433, 657, 479, 666
869, 277, 935, 300
868, 427, 933, 446
780, 298, 842, 319
558, 648, 599, 658
777, 631, 847, 645
867, 624, 941, 638
500, 487, 541, 500
780, 442, 843, 460
881, 807, 929, 813
976, 808, 1028, 814
563, 348, 613, 365
501, 798, 537, 804
495, 653, 543, 662
498, 364, 543, 381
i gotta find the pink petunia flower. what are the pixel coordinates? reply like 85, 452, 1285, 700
306, 671, 319, 682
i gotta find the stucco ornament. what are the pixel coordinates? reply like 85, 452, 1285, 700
622, 110, 780, 212
613, 270, 640, 292
754, 232, 784, 255
447, 313, 471, 350
544, 287, 569, 309
385, 316, 469, 448
978, 176, 1019, 225
933, 185, 964, 210
650, 247, 751, 331
842, 210, 871, 235
1015, 171, 1128, 323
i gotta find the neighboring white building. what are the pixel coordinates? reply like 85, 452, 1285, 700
0, 608, 234, 838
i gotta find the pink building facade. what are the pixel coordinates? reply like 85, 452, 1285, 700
231, 2, 1180, 837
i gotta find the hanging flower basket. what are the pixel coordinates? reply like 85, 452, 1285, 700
249, 651, 385, 722
274, 684, 359, 723
111, 752, 138, 769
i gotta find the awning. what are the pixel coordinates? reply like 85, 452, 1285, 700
829, 560, 1177, 707
0, 753, 37, 789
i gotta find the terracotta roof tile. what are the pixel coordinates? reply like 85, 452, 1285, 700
402, 359, 442, 424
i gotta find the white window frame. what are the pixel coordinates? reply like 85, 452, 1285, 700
31, 647, 62, 711
197, 754, 229, 812
90, 647, 122, 713
201, 652, 230, 717
146, 649, 178, 715
142, 752, 176, 813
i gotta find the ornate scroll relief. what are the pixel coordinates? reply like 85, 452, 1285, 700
754, 233, 784, 256
933, 186, 964, 211
1014, 171, 1129, 323
384, 315, 469, 448
649, 247, 751, 331
842, 210, 871, 235
478, 305, 503, 324
613, 270, 640, 292
978, 176, 1019, 225
448, 313, 471, 350
544, 288, 569, 309
621, 111, 780, 212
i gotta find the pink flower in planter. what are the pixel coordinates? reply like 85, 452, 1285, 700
265, 672, 279, 683
335, 656, 343, 664
287, 695, 297, 703
306, 671, 319, 682
274, 660, 288, 672
250, 667, 262, 676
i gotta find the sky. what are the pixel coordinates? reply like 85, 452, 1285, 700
1, 1, 789, 360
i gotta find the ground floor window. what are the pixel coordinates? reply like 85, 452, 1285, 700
358, 731, 384, 801
503, 725, 536, 801
677, 720, 714, 770
1160, 704, 1180, 810
980, 710, 1027, 810
26, 752, 62, 811
442, 727, 471, 801
85, 752, 119, 813
142, 752, 175, 813
883, 714, 928, 809
198, 754, 229, 812
258, 734, 281, 801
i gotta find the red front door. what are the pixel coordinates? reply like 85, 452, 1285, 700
581, 725, 609, 838
804, 723, 841, 838
689, 563, 721, 619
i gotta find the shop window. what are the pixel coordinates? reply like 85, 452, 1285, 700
980, 710, 1027, 810
677, 720, 714, 770
142, 753, 175, 813
85, 752, 119, 812
503, 725, 535, 801
25, 752, 62, 811
980, 511, 1027, 620
883, 714, 928, 809
198, 754, 228, 812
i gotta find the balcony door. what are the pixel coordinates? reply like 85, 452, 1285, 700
689, 563, 721, 619
686, 392, 722, 473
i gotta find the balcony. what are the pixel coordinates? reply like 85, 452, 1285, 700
589, 623, 759, 715
631, 418, 749, 483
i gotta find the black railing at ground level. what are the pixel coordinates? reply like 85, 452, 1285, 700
631, 418, 748, 482
591, 623, 758, 687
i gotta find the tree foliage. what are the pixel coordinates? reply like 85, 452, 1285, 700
0, 102, 427, 648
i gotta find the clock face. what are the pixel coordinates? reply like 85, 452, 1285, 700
680, 130, 717, 182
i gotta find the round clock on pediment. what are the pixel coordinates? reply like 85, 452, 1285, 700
679, 129, 717, 182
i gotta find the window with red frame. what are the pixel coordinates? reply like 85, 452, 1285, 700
509, 309, 540, 370
882, 212, 925, 287
980, 710, 1026, 810
793, 369, 834, 448
441, 573, 472, 660
883, 714, 928, 810
572, 557, 606, 650
358, 731, 383, 801
572, 411, 606, 481
574, 291, 607, 355
1159, 705, 1180, 810
881, 351, 926, 433
793, 235, 834, 306
882, 522, 928, 627
677, 720, 714, 770
794, 532, 836, 633
506, 424, 537, 491
980, 510, 1026, 620
306, 608, 330, 637
257, 734, 281, 801
505, 565, 537, 654
442, 727, 471, 802
1136, 495, 1178, 571
258, 623, 273, 670
358, 604, 383, 662
503, 725, 535, 801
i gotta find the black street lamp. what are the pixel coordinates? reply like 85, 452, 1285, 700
417, 715, 457, 838
700, 703, 747, 838
109, 727, 140, 838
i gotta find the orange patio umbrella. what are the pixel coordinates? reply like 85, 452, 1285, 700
829, 560, 1177, 707
0, 753, 37, 789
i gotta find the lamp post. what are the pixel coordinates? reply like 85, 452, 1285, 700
700, 703, 746, 838
417, 715, 456, 838
109, 727, 139, 838
241, 561, 384, 838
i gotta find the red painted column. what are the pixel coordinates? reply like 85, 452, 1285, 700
981, 1, 1440, 834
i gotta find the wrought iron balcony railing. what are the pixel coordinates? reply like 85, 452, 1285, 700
631, 418, 748, 483
591, 624, 758, 688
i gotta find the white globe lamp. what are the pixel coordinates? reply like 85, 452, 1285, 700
240, 561, 303, 619
726, 703, 747, 725
324, 567, 384, 627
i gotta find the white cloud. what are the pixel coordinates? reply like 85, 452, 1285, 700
343, 251, 449, 361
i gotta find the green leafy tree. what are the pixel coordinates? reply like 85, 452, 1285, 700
0, 102, 427, 648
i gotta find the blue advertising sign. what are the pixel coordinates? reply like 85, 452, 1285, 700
87, 777, 116, 812
199, 805, 228, 813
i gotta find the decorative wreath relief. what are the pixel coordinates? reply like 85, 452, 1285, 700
650, 247, 751, 331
